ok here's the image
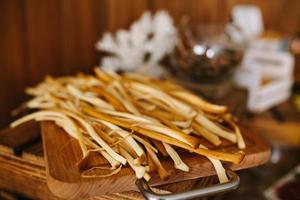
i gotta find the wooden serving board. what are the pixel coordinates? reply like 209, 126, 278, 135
0, 123, 215, 200
41, 122, 270, 199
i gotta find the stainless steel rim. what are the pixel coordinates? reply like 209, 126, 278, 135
135, 170, 240, 200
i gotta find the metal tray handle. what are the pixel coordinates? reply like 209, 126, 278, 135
136, 170, 240, 200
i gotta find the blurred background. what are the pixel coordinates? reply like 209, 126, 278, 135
0, 1, 300, 199
1, 0, 300, 129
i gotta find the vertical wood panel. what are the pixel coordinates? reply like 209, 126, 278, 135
0, 0, 299, 128
272, 0, 300, 35
61, 0, 94, 74
24, 0, 62, 81
0, 0, 26, 128
61, 0, 148, 74
150, 0, 220, 24
104, 0, 149, 32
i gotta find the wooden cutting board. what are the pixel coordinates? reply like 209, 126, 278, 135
41, 121, 270, 199
0, 123, 215, 200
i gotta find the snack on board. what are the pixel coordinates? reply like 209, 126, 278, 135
11, 67, 245, 184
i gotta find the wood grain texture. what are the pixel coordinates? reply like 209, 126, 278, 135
41, 122, 270, 199
0, 0, 300, 129
150, 0, 220, 23
0, 124, 218, 200
0, 148, 214, 200
0, 128, 53, 200
0, 0, 27, 128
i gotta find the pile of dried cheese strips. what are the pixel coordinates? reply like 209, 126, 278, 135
11, 67, 245, 183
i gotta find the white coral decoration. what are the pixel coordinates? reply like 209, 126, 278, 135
96, 10, 177, 73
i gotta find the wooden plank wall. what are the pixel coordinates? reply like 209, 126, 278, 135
0, 0, 300, 128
